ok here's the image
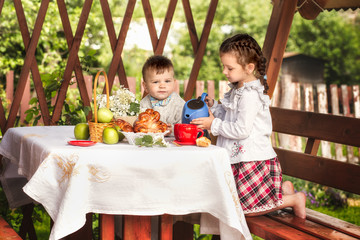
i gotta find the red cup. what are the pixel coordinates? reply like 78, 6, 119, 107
174, 124, 204, 144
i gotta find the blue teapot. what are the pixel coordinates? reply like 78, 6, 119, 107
182, 92, 209, 124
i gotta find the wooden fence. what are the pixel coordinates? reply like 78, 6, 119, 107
3, 71, 360, 163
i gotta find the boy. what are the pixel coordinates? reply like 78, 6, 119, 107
141, 55, 185, 134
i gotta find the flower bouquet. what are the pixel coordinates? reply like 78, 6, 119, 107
96, 85, 141, 125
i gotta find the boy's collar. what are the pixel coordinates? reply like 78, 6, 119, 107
150, 95, 172, 107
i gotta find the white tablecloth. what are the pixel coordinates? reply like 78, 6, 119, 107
0, 126, 251, 240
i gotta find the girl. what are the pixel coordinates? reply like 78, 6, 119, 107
191, 33, 306, 218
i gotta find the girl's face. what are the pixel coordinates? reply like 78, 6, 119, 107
142, 68, 176, 100
220, 53, 256, 88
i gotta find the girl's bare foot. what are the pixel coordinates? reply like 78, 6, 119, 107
282, 181, 295, 195
293, 192, 307, 219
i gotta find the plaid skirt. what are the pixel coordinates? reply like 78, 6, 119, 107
231, 157, 284, 214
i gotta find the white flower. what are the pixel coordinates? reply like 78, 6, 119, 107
96, 86, 141, 117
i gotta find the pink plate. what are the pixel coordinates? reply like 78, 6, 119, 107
173, 140, 196, 146
68, 140, 97, 147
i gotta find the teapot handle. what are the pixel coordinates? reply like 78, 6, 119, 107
200, 92, 208, 102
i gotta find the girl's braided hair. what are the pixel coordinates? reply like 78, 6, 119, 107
219, 33, 269, 94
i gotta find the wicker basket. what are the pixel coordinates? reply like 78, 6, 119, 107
88, 70, 114, 143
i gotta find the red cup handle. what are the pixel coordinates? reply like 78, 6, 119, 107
197, 128, 204, 138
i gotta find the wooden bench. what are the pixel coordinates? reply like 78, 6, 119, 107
0, 216, 22, 240
244, 107, 360, 240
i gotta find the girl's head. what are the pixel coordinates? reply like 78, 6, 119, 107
219, 33, 269, 93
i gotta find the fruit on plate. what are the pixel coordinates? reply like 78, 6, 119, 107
113, 125, 125, 142
103, 127, 119, 144
74, 123, 90, 140
97, 108, 113, 123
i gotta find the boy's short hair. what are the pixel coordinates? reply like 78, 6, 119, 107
142, 55, 174, 82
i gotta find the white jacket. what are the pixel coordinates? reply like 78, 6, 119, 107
211, 80, 277, 164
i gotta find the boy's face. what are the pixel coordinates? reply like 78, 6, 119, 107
142, 68, 176, 100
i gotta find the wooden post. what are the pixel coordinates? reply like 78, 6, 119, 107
6, 71, 14, 103
341, 85, 356, 163
20, 75, 31, 124
219, 80, 229, 99
278, 74, 301, 151
316, 84, 332, 158
330, 84, 346, 162
207, 80, 215, 99
353, 85, 360, 164
123, 216, 151, 240
196, 81, 205, 97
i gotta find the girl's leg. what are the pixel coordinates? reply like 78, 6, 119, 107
246, 191, 306, 219
282, 180, 295, 195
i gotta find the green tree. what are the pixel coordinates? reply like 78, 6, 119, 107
287, 11, 360, 85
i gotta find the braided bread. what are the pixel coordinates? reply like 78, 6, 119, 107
114, 119, 134, 132
133, 109, 168, 133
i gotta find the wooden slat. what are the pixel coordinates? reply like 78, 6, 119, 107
246, 215, 320, 240
270, 107, 360, 147
0, 216, 22, 240
184, 0, 218, 101
100, 0, 130, 90
5, 0, 49, 131
142, 0, 158, 51
100, 214, 114, 240
305, 208, 360, 239
267, 210, 359, 240
0, 98, 5, 134
14, 0, 51, 126
160, 215, 173, 240
181, 0, 198, 53
52, 0, 92, 124
106, 0, 136, 90
0, 0, 4, 15
155, 0, 178, 55
263, 0, 297, 99
275, 147, 360, 195
123, 215, 151, 240
57, 0, 92, 121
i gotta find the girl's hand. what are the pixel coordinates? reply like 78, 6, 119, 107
190, 110, 214, 130
204, 96, 214, 107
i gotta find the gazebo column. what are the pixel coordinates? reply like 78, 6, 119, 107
262, 0, 297, 99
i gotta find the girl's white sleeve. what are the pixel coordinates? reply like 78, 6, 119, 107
211, 90, 261, 139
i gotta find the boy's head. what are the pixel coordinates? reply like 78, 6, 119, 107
142, 55, 176, 101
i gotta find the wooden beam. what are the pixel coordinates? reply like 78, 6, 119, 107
270, 107, 360, 147
100, 0, 129, 90
182, 0, 198, 53
275, 148, 360, 195
14, 1, 51, 126
5, 0, 50, 131
263, 0, 297, 99
184, 0, 218, 101
57, 0, 92, 121
106, 0, 136, 90
0, 0, 4, 16
52, 0, 92, 124
155, 0, 178, 55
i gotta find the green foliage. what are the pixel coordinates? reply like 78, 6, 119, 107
287, 11, 360, 85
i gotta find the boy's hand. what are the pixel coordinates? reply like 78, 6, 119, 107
190, 110, 214, 130
165, 124, 172, 136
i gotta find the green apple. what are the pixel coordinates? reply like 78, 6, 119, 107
74, 123, 90, 140
113, 125, 125, 142
97, 108, 113, 123
103, 127, 119, 144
